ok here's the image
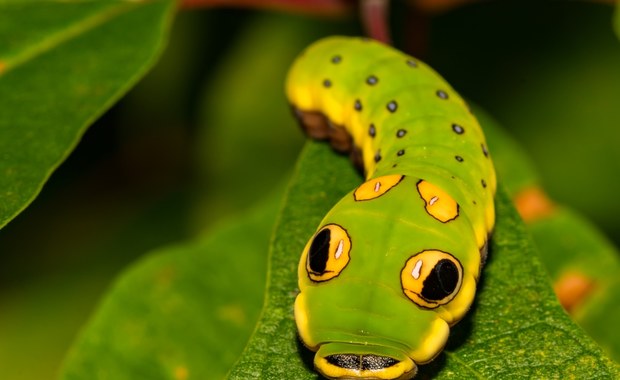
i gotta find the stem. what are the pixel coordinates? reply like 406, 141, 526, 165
360, 0, 391, 44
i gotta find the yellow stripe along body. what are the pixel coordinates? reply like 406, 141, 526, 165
286, 36, 496, 379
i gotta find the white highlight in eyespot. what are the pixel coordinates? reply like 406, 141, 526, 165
429, 196, 439, 206
412, 259, 423, 279
335, 240, 344, 259
374, 182, 381, 192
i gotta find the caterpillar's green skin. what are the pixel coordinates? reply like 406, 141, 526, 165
286, 36, 496, 380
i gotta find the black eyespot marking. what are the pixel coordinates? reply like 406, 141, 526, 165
354, 99, 362, 111
406, 59, 417, 67
397, 149, 405, 156
387, 100, 398, 113
473, 200, 477, 205
331, 55, 342, 64
323, 79, 332, 88
452, 124, 464, 134
374, 150, 382, 163
306, 224, 351, 282
366, 75, 378, 85
421, 259, 459, 301
481, 179, 487, 188
308, 228, 330, 274
436, 90, 449, 99
396, 129, 407, 138
369, 123, 376, 137
392, 164, 398, 168
482, 143, 489, 157
455, 155, 464, 162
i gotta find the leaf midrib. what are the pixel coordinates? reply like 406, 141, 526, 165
0, 1, 139, 76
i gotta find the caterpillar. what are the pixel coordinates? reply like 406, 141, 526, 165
286, 36, 497, 380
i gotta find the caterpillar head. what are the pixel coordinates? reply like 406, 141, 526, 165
295, 175, 479, 379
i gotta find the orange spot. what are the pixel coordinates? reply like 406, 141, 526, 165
174, 366, 188, 380
514, 187, 556, 223
0, 61, 6, 74
554, 272, 595, 313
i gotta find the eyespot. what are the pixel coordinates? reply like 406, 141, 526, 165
354, 175, 404, 201
400, 250, 463, 309
416, 180, 459, 223
306, 224, 352, 282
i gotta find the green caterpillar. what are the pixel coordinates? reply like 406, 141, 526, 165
286, 36, 497, 379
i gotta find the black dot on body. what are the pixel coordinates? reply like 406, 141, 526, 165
436, 90, 449, 99
374, 150, 382, 163
481, 179, 487, 188
369, 124, 376, 137
455, 155, 464, 162
366, 75, 378, 85
323, 79, 331, 88
354, 99, 362, 111
452, 124, 464, 134
331, 55, 342, 64
396, 129, 407, 138
397, 149, 405, 156
482, 144, 489, 157
387, 100, 398, 113
406, 59, 417, 67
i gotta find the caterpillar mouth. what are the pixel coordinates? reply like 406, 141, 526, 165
326, 353, 399, 371
315, 345, 417, 380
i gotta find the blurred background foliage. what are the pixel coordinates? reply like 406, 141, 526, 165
0, 1, 619, 379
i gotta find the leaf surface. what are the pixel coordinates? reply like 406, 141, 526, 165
0, 0, 175, 229
60, 194, 279, 379
475, 104, 620, 362
227, 141, 620, 379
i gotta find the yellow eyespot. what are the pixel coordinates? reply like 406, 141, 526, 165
354, 175, 404, 201
416, 180, 459, 223
305, 224, 352, 282
400, 250, 463, 309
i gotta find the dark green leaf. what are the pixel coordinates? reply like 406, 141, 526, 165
475, 103, 620, 362
227, 141, 619, 379
527, 208, 620, 362
0, 0, 175, 229
60, 194, 279, 379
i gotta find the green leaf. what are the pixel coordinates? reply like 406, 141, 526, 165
527, 208, 620, 361
60, 193, 279, 380
0, 0, 175, 229
227, 141, 619, 379
474, 103, 620, 361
